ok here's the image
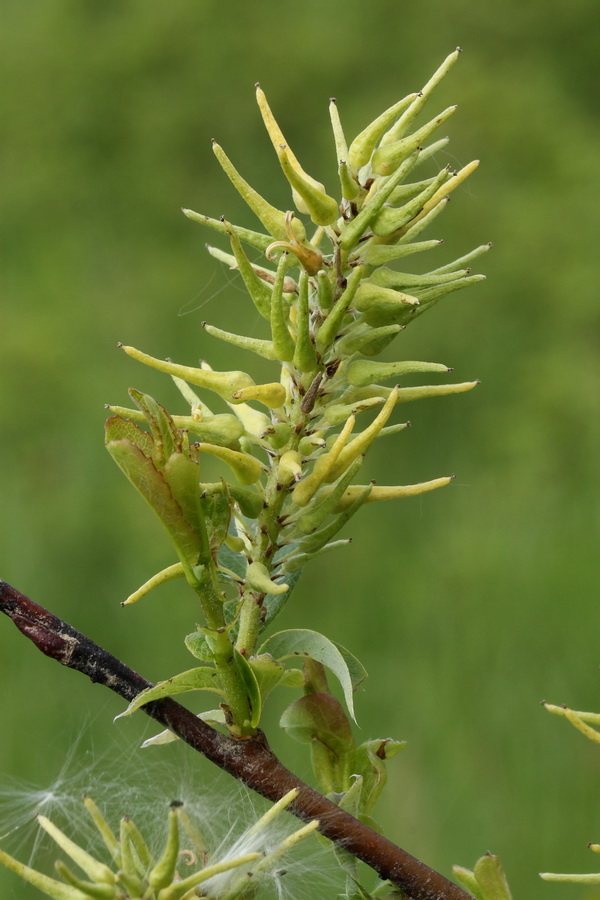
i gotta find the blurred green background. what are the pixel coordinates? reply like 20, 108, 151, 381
1, 0, 599, 897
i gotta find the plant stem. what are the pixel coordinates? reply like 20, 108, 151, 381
0, 579, 472, 900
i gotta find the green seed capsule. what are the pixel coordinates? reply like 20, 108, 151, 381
270, 252, 295, 362
182, 208, 273, 253
278, 145, 339, 226
202, 322, 277, 361
148, 806, 180, 890
232, 382, 287, 409
372, 106, 457, 176
317, 269, 335, 309
212, 140, 306, 242
119, 345, 255, 401
198, 443, 263, 485
348, 91, 419, 170
316, 265, 365, 348
371, 165, 451, 236
336, 323, 403, 356
354, 282, 419, 327
226, 225, 273, 319
295, 456, 363, 534
325, 388, 398, 482
293, 270, 318, 373
380, 48, 461, 146
359, 238, 443, 266
339, 152, 420, 251
246, 560, 288, 595
331, 476, 454, 510
292, 414, 356, 507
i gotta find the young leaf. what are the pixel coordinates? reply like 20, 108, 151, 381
258, 629, 365, 721
115, 667, 225, 719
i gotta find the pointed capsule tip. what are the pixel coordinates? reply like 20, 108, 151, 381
456, 46, 463, 53
255, 81, 261, 88
330, 97, 337, 104
116, 341, 123, 348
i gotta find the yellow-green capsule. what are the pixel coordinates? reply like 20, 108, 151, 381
0, 848, 88, 900
119, 345, 255, 401
371, 166, 451, 236
359, 238, 443, 266
325, 387, 399, 483
265, 422, 295, 449
368, 266, 468, 290
429, 241, 492, 275
232, 382, 287, 409
372, 106, 457, 176
321, 396, 385, 426
37, 816, 115, 885
354, 281, 419, 321
278, 450, 302, 485
292, 414, 355, 507
336, 323, 402, 356
380, 48, 462, 146
182, 208, 272, 253
278, 145, 339, 226
212, 140, 306, 242
349, 380, 480, 405
338, 151, 420, 251
296, 484, 372, 553
202, 322, 277, 361
269, 252, 295, 362
316, 264, 365, 347
347, 359, 450, 388
225, 225, 273, 319
293, 270, 318, 373
317, 269, 335, 309
295, 456, 364, 535
402, 160, 480, 231
123, 563, 186, 605
148, 806, 180, 890
256, 84, 337, 224
338, 159, 362, 202
328, 97, 350, 165
331, 476, 454, 510
348, 91, 419, 170
246, 560, 288, 595
198, 442, 263, 485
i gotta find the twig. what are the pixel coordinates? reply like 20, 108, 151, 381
0, 580, 472, 900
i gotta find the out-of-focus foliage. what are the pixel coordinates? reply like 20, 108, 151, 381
1, 2, 599, 898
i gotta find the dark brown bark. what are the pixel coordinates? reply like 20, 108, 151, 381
0, 580, 473, 900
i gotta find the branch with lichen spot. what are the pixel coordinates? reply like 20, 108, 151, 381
0, 579, 472, 900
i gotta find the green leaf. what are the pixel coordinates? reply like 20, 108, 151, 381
184, 631, 213, 661
248, 654, 287, 699
352, 738, 406, 817
280, 693, 354, 754
258, 629, 366, 721
233, 648, 262, 728
104, 415, 154, 458
473, 854, 513, 900
105, 438, 201, 566
115, 667, 224, 718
